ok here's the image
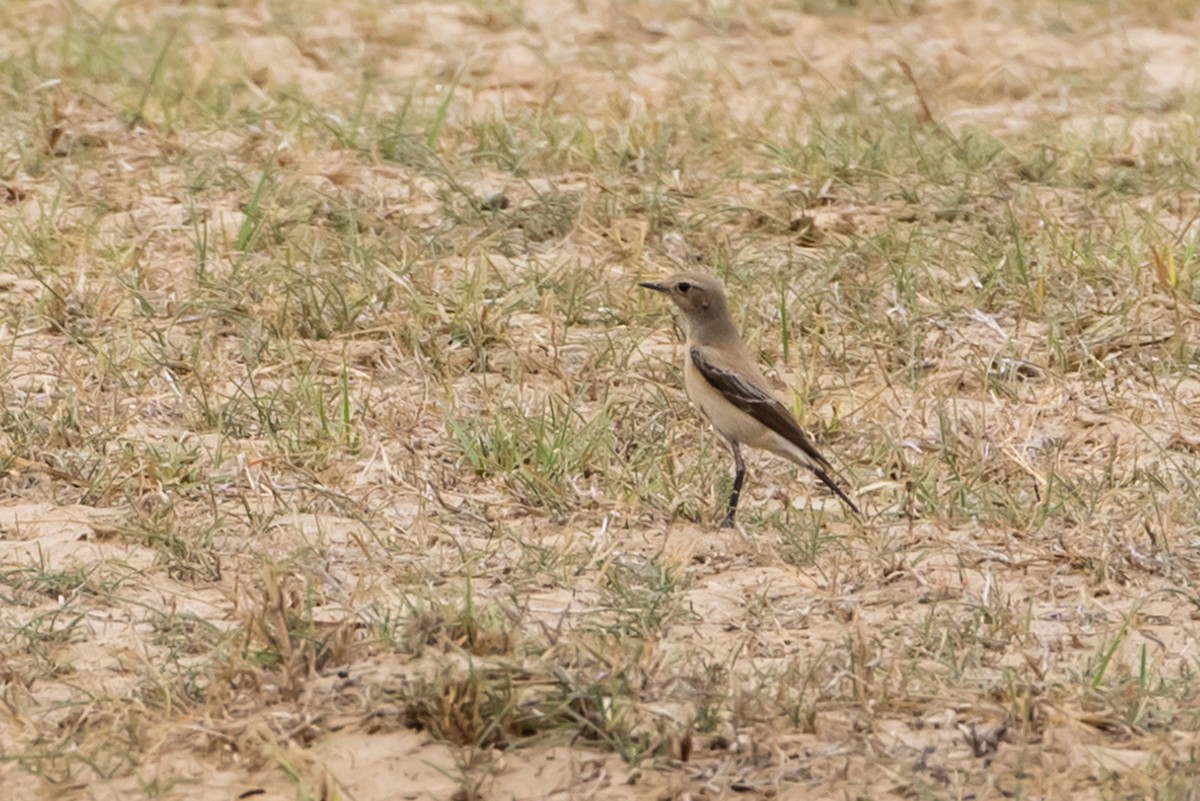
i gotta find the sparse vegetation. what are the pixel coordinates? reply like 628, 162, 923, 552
2, 0, 1200, 798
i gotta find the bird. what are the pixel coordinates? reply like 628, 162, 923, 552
639, 271, 859, 527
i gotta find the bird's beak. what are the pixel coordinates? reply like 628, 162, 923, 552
638, 281, 668, 293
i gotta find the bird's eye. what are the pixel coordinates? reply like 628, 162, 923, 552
677, 282, 691, 293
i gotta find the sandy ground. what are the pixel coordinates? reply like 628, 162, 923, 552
3, 1, 1200, 799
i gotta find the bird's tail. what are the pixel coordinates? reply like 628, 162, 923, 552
808, 463, 860, 516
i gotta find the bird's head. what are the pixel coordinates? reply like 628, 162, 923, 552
638, 271, 728, 319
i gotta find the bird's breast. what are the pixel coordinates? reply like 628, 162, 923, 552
684, 353, 747, 441
682, 353, 710, 418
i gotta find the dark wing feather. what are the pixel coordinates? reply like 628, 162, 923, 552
690, 347, 860, 514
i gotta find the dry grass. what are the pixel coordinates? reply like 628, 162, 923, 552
2, 0, 1200, 798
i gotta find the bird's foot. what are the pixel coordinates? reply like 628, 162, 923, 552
719, 513, 736, 529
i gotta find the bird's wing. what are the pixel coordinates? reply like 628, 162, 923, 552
690, 346, 859, 514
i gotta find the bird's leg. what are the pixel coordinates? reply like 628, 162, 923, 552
721, 440, 745, 528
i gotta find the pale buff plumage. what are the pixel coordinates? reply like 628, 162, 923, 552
640, 272, 858, 526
